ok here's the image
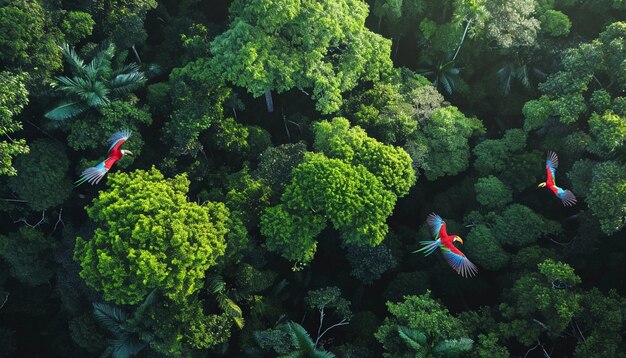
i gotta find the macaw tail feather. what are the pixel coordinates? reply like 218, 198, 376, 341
75, 165, 108, 186
413, 240, 440, 256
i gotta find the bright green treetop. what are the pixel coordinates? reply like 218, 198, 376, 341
260, 153, 396, 264
313, 117, 415, 197
416, 106, 484, 180
74, 167, 229, 305
0, 71, 29, 177
210, 0, 393, 114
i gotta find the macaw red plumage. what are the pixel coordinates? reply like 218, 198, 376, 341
76, 130, 133, 186
537, 151, 577, 206
414, 213, 478, 277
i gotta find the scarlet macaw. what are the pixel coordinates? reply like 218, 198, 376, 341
537, 151, 577, 206
414, 213, 478, 277
76, 130, 133, 185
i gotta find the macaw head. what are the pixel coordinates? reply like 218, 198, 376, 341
121, 149, 134, 157
537, 182, 546, 188
454, 236, 463, 244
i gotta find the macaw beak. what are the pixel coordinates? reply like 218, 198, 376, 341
537, 182, 546, 188
456, 236, 463, 244
125, 150, 134, 157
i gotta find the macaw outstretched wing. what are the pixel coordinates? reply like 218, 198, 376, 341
107, 129, 132, 153
440, 246, 478, 278
546, 151, 558, 185
557, 188, 577, 206
426, 213, 444, 238
75, 161, 109, 186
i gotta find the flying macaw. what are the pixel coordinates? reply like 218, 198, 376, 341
537, 151, 577, 206
414, 213, 478, 277
75, 130, 133, 186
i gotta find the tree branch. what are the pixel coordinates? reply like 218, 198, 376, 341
14, 210, 46, 228
315, 318, 349, 346
0, 293, 8, 311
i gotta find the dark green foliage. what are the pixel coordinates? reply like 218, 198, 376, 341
0, 227, 55, 286
68, 101, 151, 153
474, 176, 512, 210
463, 224, 510, 271
499, 259, 582, 345
60, 12, 95, 44
375, 291, 470, 357
345, 243, 398, 284
493, 204, 560, 247
384, 272, 430, 302
8, 139, 72, 211
587, 161, 626, 235
255, 141, 308, 191
539, 10, 571, 37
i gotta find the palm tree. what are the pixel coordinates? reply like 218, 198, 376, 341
397, 325, 473, 358
280, 322, 336, 358
496, 59, 545, 96
417, 55, 462, 95
45, 43, 146, 120
92, 290, 157, 358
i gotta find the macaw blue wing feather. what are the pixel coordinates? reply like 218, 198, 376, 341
557, 188, 577, 206
546, 151, 559, 183
441, 247, 478, 277
426, 213, 444, 238
107, 129, 132, 152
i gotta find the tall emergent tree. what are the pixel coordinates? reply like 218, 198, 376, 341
74, 167, 229, 305
210, 0, 393, 113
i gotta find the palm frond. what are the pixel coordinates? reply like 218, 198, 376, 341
112, 62, 141, 77
287, 322, 315, 351
93, 302, 129, 335
131, 289, 158, 323
44, 101, 87, 120
109, 72, 147, 96
110, 333, 147, 358
207, 275, 226, 295
433, 337, 474, 355
497, 64, 513, 96
397, 326, 427, 351
313, 350, 336, 358
84, 81, 110, 107
60, 43, 86, 76
440, 75, 453, 94
516, 64, 531, 88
